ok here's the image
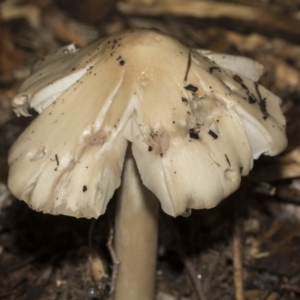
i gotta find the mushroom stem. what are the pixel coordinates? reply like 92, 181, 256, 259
113, 147, 159, 300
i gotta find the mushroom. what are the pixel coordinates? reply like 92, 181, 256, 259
8, 29, 287, 300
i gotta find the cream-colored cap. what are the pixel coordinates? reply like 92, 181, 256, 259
8, 29, 287, 218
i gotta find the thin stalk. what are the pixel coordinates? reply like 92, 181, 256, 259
233, 220, 244, 300
113, 147, 159, 300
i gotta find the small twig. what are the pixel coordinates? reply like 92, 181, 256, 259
7, 247, 52, 273
184, 51, 191, 81
166, 216, 207, 300
279, 283, 300, 294
118, 1, 300, 40
183, 256, 208, 300
88, 252, 108, 287
232, 220, 244, 300
88, 219, 96, 252
106, 227, 119, 295
7, 255, 37, 273
88, 219, 108, 287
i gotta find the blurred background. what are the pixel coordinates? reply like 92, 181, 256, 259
1, 1, 300, 299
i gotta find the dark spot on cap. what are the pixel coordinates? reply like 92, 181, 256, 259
148, 146, 153, 152
240, 82, 249, 92
184, 51, 191, 81
83, 185, 87, 192
261, 98, 268, 119
233, 74, 243, 83
254, 82, 269, 119
181, 97, 188, 104
209, 66, 221, 74
225, 154, 231, 166
55, 154, 59, 166
184, 84, 198, 93
248, 95, 257, 104
119, 60, 125, 66
208, 130, 218, 139
189, 128, 200, 140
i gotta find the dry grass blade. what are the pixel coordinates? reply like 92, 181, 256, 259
233, 221, 244, 300
118, 1, 300, 38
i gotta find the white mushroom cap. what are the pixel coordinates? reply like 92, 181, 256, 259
197, 50, 264, 82
8, 29, 287, 218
